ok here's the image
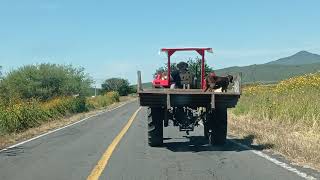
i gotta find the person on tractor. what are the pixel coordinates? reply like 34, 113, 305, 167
170, 61, 194, 89
170, 62, 182, 89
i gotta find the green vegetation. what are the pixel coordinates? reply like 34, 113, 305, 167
216, 63, 320, 84
233, 73, 320, 123
0, 64, 126, 135
0, 64, 92, 102
87, 91, 120, 109
230, 73, 320, 169
267, 51, 320, 65
0, 97, 85, 133
0, 92, 120, 134
0, 65, 2, 79
102, 78, 133, 96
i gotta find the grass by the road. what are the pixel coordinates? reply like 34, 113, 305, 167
0, 92, 135, 149
229, 73, 320, 170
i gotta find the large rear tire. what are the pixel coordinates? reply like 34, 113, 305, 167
147, 107, 164, 147
207, 107, 228, 145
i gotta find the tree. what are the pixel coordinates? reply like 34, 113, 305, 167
0, 66, 2, 80
101, 78, 130, 96
0, 64, 92, 102
154, 63, 178, 76
187, 57, 214, 80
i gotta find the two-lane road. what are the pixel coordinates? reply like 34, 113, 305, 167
0, 101, 318, 180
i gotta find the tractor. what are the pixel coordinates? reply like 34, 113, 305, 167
137, 48, 241, 146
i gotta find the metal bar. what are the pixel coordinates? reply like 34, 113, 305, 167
161, 48, 212, 52
167, 94, 171, 109
167, 54, 171, 85
137, 71, 143, 92
211, 94, 215, 109
201, 51, 205, 89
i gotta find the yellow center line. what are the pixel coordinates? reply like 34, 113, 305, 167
87, 107, 142, 180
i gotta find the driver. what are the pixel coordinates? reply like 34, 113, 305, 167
170, 61, 188, 89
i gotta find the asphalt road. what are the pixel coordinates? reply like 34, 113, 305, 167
0, 101, 318, 180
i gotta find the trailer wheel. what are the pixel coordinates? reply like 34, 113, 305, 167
147, 107, 163, 147
207, 107, 228, 145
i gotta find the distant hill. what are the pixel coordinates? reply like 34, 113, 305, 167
215, 63, 320, 84
131, 82, 153, 89
216, 51, 320, 84
266, 51, 320, 65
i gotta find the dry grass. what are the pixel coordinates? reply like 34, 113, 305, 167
0, 97, 136, 150
229, 73, 320, 170
228, 113, 320, 170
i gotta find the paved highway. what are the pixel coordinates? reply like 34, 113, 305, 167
0, 101, 318, 180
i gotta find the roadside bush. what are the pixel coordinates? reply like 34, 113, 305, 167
0, 101, 44, 133
0, 96, 88, 134
106, 91, 120, 102
86, 91, 120, 109
0, 63, 92, 102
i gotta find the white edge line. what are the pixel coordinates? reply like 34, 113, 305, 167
228, 139, 317, 180
0, 99, 137, 153
198, 123, 316, 180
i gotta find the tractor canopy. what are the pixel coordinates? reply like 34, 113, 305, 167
155, 47, 213, 89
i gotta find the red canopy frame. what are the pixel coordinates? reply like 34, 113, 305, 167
160, 47, 213, 89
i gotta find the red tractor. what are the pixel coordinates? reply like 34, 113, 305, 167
137, 47, 241, 146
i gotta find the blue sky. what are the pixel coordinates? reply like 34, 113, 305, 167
1, 0, 320, 85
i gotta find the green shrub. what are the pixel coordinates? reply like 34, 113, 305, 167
0, 64, 92, 102
106, 91, 120, 102
0, 96, 89, 134
0, 101, 46, 133
86, 91, 120, 109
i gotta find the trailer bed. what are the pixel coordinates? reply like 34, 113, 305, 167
137, 71, 241, 109
138, 89, 239, 108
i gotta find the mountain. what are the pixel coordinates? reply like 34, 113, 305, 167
215, 51, 320, 84
215, 63, 320, 84
266, 51, 320, 65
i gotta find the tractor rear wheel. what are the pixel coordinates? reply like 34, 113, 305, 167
207, 107, 228, 145
147, 107, 164, 147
